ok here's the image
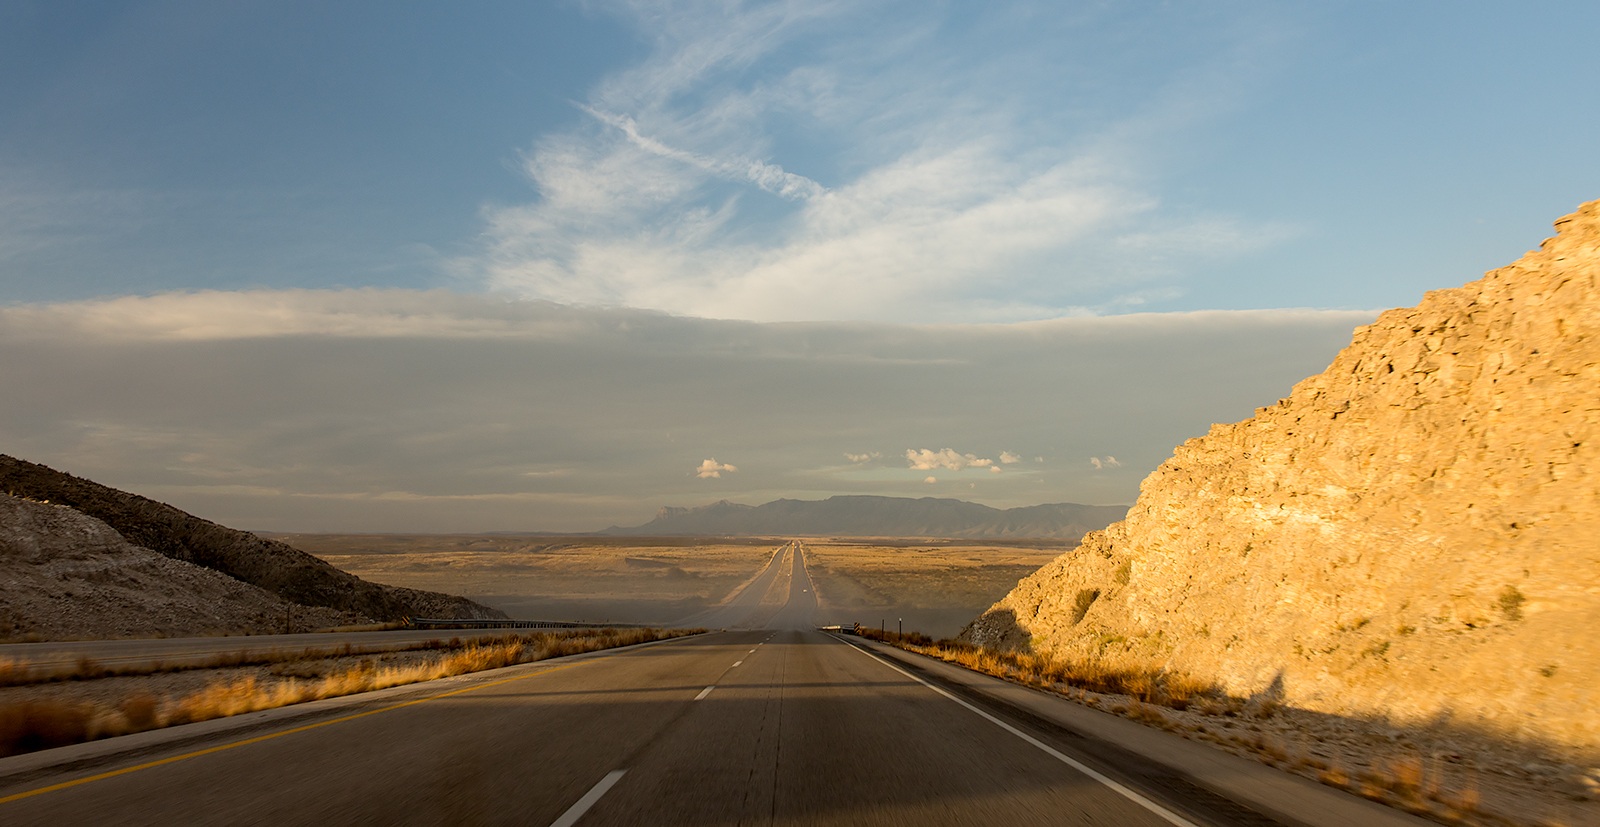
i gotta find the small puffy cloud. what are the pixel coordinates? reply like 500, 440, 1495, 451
924, 476, 938, 483
1105, 456, 1122, 467
1036, 456, 1045, 463
696, 458, 738, 478
905, 448, 994, 472
999, 451, 1021, 464
989, 466, 1002, 474
1089, 456, 1122, 470
844, 451, 882, 464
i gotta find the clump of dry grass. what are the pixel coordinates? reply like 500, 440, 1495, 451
0, 627, 702, 757
857, 627, 1224, 714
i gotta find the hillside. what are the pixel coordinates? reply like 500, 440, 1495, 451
601, 496, 1127, 539
0, 455, 503, 624
0, 494, 354, 639
963, 200, 1600, 755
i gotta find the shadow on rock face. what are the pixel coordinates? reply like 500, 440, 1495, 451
957, 607, 1033, 653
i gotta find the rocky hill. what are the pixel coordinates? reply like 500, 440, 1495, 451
602, 496, 1127, 539
0, 494, 354, 639
0, 455, 503, 625
963, 200, 1600, 755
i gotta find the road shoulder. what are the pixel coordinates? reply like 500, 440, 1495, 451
849, 636, 1433, 827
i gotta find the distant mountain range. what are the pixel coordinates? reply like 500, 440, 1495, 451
600, 496, 1128, 539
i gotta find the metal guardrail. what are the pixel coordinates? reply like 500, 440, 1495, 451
402, 617, 644, 630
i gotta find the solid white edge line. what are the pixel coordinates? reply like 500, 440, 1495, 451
548, 769, 627, 827
694, 686, 714, 701
838, 638, 1202, 827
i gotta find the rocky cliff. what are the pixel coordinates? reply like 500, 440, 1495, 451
963, 200, 1600, 755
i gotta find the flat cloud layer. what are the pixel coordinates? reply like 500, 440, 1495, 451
0, 289, 1375, 531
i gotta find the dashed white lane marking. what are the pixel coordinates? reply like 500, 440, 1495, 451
839, 640, 1201, 827
748, 649, 756, 653
548, 769, 626, 827
732, 660, 743, 667
694, 686, 714, 701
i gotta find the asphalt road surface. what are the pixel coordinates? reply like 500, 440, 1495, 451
680, 540, 807, 630
0, 541, 1315, 827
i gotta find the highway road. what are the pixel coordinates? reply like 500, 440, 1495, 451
680, 540, 805, 630
0, 541, 1421, 826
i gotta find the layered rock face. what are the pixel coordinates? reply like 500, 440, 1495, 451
964, 201, 1600, 753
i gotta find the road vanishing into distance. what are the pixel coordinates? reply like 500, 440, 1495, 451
0, 542, 1418, 826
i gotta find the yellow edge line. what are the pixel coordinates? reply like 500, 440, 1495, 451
0, 644, 646, 806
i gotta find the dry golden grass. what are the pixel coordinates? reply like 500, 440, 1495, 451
0, 638, 467, 687
0, 627, 700, 758
855, 627, 1226, 712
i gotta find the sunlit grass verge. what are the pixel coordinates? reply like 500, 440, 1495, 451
0, 627, 702, 758
855, 629, 1520, 827
856, 628, 1224, 711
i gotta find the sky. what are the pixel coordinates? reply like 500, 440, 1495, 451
1, 1, 1596, 531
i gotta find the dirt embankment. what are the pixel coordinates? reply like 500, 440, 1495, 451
0, 456, 503, 625
965, 200, 1600, 759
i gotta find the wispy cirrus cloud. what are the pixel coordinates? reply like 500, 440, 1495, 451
466, 1, 1294, 322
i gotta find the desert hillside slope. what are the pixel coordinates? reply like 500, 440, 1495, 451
0, 494, 353, 639
603, 495, 1126, 538
0, 456, 503, 623
963, 200, 1600, 754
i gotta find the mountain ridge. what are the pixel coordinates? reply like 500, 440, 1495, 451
602, 495, 1127, 538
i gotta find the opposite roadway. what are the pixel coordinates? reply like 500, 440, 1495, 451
0, 542, 1317, 826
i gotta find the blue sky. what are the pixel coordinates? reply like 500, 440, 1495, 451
1, 1, 1596, 530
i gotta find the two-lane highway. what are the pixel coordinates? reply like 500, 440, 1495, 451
0, 627, 1212, 826
0, 542, 1332, 825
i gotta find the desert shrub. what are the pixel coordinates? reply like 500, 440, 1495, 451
0, 700, 97, 755
1496, 586, 1526, 621
119, 692, 160, 731
1070, 589, 1101, 625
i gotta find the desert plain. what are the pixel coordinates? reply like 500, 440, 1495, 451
264, 533, 1068, 639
